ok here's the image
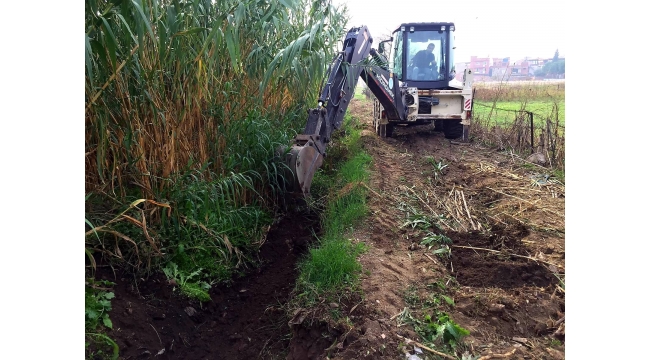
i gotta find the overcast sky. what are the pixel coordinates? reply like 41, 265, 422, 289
331, 0, 566, 63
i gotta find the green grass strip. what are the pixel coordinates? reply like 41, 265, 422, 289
297, 114, 371, 297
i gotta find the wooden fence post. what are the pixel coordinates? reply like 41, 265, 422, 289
529, 111, 534, 155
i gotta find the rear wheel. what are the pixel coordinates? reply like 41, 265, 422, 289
373, 98, 381, 135
373, 98, 393, 138
443, 120, 463, 139
433, 120, 444, 132
380, 123, 394, 138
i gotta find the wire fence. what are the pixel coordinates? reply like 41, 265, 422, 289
471, 101, 565, 170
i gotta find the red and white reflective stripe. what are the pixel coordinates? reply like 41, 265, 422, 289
464, 98, 472, 110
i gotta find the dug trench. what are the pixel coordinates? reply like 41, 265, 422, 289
95, 206, 321, 360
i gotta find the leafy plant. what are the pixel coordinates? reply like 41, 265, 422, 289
401, 213, 433, 230
420, 232, 452, 249
163, 262, 212, 302
425, 156, 448, 180
85, 279, 119, 359
419, 312, 470, 348
441, 295, 455, 306
401, 308, 470, 351
432, 245, 452, 258
423, 291, 455, 310
428, 279, 447, 291
85, 279, 116, 331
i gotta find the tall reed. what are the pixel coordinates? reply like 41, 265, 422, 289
85, 0, 350, 275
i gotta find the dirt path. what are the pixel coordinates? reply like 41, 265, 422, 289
325, 99, 565, 359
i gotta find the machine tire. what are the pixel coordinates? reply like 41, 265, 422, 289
373, 98, 381, 136
382, 123, 394, 138
374, 98, 394, 138
443, 120, 463, 139
433, 120, 444, 132
387, 124, 394, 137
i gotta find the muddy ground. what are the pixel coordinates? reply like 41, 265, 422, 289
96, 98, 565, 360
93, 209, 320, 360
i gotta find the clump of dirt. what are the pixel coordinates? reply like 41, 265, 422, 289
449, 226, 556, 289
287, 321, 342, 360
96, 208, 319, 360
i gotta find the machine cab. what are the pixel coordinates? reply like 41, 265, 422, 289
389, 22, 456, 89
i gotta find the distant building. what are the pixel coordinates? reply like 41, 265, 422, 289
490, 57, 511, 79
525, 57, 550, 76
469, 56, 491, 81
455, 54, 564, 82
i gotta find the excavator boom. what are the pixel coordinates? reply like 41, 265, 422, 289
281, 26, 404, 194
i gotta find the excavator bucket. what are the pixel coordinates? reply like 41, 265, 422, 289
277, 132, 325, 196
286, 143, 323, 195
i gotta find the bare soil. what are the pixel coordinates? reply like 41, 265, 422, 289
97, 98, 565, 360
94, 208, 319, 360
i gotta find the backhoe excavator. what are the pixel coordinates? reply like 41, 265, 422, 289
280, 22, 474, 195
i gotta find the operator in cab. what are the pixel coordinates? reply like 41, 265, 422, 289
410, 43, 437, 80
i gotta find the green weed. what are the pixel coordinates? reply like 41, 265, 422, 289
162, 262, 212, 302
421, 232, 452, 249
401, 213, 433, 230
550, 338, 563, 348
428, 280, 446, 291
441, 295, 455, 306
162, 169, 274, 280
432, 245, 452, 258
85, 279, 119, 359
397, 200, 444, 233
425, 156, 448, 181
405, 310, 470, 351
404, 285, 420, 306
428, 312, 469, 346
85, 279, 115, 331
421, 286, 455, 310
